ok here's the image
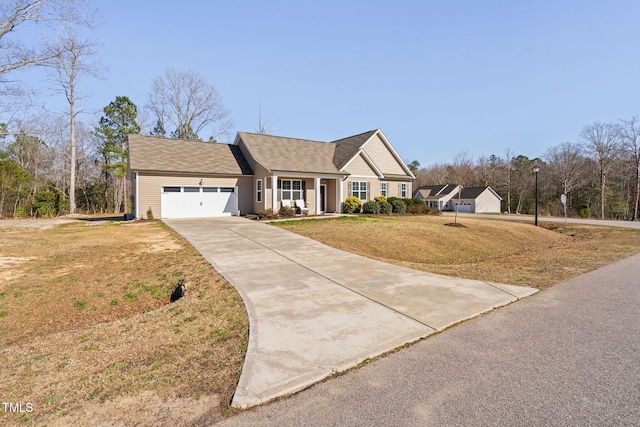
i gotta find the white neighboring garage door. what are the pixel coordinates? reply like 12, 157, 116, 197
161, 186, 238, 218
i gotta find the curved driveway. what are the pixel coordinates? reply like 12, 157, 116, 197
165, 217, 537, 408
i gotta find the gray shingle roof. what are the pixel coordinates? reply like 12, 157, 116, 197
237, 132, 343, 175
331, 130, 378, 170
128, 134, 253, 175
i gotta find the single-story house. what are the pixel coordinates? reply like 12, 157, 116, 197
414, 184, 462, 210
414, 185, 502, 213
127, 129, 415, 219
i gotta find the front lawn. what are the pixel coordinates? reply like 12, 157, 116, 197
0, 219, 248, 426
274, 215, 640, 289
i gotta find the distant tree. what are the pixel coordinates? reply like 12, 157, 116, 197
48, 29, 101, 214
95, 96, 140, 214
544, 142, 585, 213
407, 160, 420, 175
150, 119, 166, 138
255, 102, 279, 135
146, 69, 232, 141
620, 117, 640, 220
0, 149, 31, 216
580, 122, 623, 219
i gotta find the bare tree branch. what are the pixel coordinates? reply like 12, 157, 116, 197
146, 69, 233, 141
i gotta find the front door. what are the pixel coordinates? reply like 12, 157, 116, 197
320, 185, 326, 212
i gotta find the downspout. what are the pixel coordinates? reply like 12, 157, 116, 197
135, 171, 139, 219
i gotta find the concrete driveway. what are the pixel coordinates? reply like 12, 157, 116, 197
165, 217, 537, 408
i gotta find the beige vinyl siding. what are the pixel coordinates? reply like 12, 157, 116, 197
362, 134, 406, 175
252, 163, 270, 213
136, 173, 252, 219
343, 153, 379, 177
384, 181, 413, 198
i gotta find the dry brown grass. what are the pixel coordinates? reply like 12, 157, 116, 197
0, 219, 248, 426
274, 215, 640, 289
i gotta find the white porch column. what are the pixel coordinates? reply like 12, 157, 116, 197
337, 179, 344, 213
315, 177, 321, 214
272, 175, 278, 211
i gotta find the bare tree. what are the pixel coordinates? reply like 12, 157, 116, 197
48, 29, 101, 214
255, 102, 279, 135
580, 122, 623, 219
620, 117, 640, 220
146, 69, 232, 141
0, 0, 92, 93
544, 141, 585, 198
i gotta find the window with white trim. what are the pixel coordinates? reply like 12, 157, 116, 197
256, 179, 262, 202
351, 181, 368, 200
380, 182, 388, 197
400, 183, 407, 198
281, 179, 302, 201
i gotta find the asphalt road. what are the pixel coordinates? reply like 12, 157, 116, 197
218, 251, 640, 426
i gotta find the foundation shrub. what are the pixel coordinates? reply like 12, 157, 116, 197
257, 208, 278, 219
278, 205, 297, 218
390, 199, 406, 214
379, 201, 392, 214
344, 196, 361, 214
362, 200, 381, 214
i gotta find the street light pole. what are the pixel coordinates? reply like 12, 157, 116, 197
533, 164, 540, 226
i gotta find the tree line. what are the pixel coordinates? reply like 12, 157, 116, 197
413, 118, 640, 221
0, 1, 232, 218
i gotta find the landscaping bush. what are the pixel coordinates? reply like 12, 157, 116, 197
278, 205, 297, 218
379, 201, 392, 214
407, 203, 428, 215
391, 199, 406, 214
374, 195, 387, 203
146, 207, 154, 220
362, 200, 381, 214
344, 196, 361, 214
257, 208, 278, 219
401, 197, 425, 207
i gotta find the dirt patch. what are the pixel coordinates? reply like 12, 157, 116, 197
275, 215, 640, 289
0, 220, 248, 426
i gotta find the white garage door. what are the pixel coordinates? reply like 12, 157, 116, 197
161, 186, 238, 218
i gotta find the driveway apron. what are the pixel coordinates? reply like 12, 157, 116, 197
164, 217, 537, 408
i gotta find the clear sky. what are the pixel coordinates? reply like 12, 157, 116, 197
18, 0, 640, 166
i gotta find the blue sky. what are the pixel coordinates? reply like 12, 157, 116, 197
18, 0, 640, 166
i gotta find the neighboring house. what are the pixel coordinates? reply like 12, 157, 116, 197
414, 185, 502, 213
414, 184, 462, 211
127, 129, 415, 219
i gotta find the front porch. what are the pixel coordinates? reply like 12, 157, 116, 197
268, 176, 343, 215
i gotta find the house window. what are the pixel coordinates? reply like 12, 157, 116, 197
380, 182, 387, 197
184, 187, 200, 193
400, 183, 407, 198
220, 187, 235, 193
203, 187, 219, 192
256, 179, 262, 202
351, 181, 368, 200
163, 186, 180, 193
281, 179, 302, 201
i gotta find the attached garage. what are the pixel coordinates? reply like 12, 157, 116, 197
128, 135, 254, 219
161, 186, 238, 218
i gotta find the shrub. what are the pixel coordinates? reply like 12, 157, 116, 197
402, 197, 425, 207
257, 208, 278, 219
374, 195, 387, 203
146, 207, 154, 220
278, 205, 297, 218
362, 200, 381, 214
344, 196, 361, 214
579, 207, 591, 219
391, 199, 406, 214
407, 203, 427, 215
379, 201, 392, 214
